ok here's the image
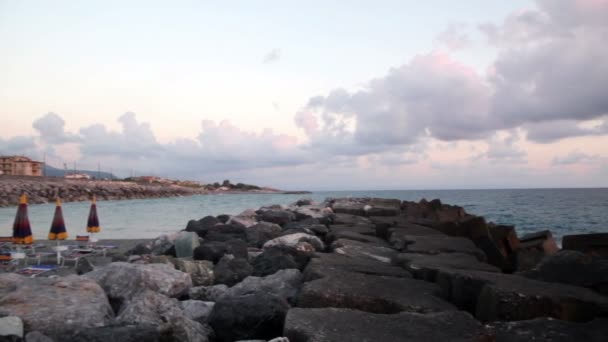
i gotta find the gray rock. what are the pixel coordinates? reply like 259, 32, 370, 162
297, 269, 455, 314
284, 308, 485, 342
304, 252, 411, 281
174, 259, 215, 286
209, 292, 289, 342
24, 331, 53, 342
330, 239, 397, 263
392, 252, 500, 281
150, 235, 175, 256
329, 213, 371, 225
436, 268, 608, 322
179, 300, 215, 324
214, 256, 253, 286
258, 209, 295, 226
331, 201, 366, 216
229, 269, 303, 304
205, 224, 248, 242
116, 290, 210, 342
85, 262, 192, 304
246, 222, 282, 248
487, 317, 608, 342
189, 284, 229, 302
174, 231, 201, 258
0, 316, 23, 339
328, 231, 386, 245
263, 233, 325, 252
0, 274, 113, 337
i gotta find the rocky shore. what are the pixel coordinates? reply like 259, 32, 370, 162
0, 176, 290, 207
0, 197, 607, 341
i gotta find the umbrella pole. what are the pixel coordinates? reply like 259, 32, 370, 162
56, 240, 61, 265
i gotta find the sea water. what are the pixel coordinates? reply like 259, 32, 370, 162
0, 188, 606, 243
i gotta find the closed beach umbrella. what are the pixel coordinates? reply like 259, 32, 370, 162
86, 196, 101, 233
48, 198, 68, 240
12, 193, 33, 245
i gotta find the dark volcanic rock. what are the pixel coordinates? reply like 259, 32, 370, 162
328, 231, 386, 245
214, 256, 253, 286
185, 215, 219, 237
436, 268, 608, 322
193, 239, 248, 264
488, 317, 608, 342
204, 223, 248, 242
246, 221, 282, 248
517, 230, 560, 271
394, 234, 487, 261
209, 292, 289, 342
303, 252, 411, 281
297, 270, 455, 314
562, 233, 608, 258
258, 209, 295, 226
329, 213, 372, 225
251, 245, 313, 277
392, 252, 500, 281
284, 308, 486, 342
331, 200, 366, 216
522, 250, 608, 295
229, 269, 303, 305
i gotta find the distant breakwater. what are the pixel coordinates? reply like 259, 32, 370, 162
0, 176, 289, 207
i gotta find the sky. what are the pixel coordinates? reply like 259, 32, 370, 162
1, 0, 607, 190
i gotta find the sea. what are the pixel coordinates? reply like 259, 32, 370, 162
1, 188, 606, 243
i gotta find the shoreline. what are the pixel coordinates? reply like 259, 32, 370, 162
0, 175, 309, 207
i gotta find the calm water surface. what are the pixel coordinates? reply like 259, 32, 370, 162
1, 188, 606, 242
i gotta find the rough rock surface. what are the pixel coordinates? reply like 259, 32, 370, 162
214, 256, 254, 286
179, 300, 215, 324
85, 262, 192, 303
251, 245, 313, 276
487, 317, 608, 342
297, 270, 455, 314
246, 222, 283, 248
189, 284, 229, 302
209, 292, 290, 342
392, 252, 500, 281
52, 324, 166, 342
0, 274, 113, 337
284, 308, 486, 342
263, 233, 325, 252
330, 239, 397, 263
174, 259, 215, 286
304, 252, 411, 281
229, 269, 303, 304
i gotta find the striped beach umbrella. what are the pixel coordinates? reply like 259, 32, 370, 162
86, 196, 101, 233
12, 193, 33, 245
48, 198, 68, 240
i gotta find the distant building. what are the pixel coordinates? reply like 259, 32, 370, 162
65, 173, 91, 180
0, 156, 43, 176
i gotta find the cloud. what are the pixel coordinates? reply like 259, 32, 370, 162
474, 131, 527, 164
32, 112, 80, 144
263, 48, 281, 64
0, 136, 37, 156
298, 0, 608, 152
435, 23, 471, 50
552, 150, 601, 165
524, 118, 608, 143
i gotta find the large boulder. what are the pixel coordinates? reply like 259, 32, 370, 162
174, 259, 215, 287
251, 245, 313, 277
0, 316, 23, 341
522, 250, 608, 295
329, 213, 372, 225
229, 269, 303, 304
185, 216, 220, 237
209, 292, 289, 342
517, 230, 560, 271
85, 262, 192, 308
193, 239, 248, 264
563, 233, 608, 258
205, 224, 248, 242
392, 234, 487, 261
257, 209, 295, 226
246, 222, 283, 248
116, 290, 211, 342
436, 268, 608, 322
263, 233, 325, 252
150, 234, 176, 256
392, 252, 500, 281
284, 308, 485, 342
331, 200, 366, 216
0, 274, 113, 337
487, 317, 608, 342
330, 239, 397, 264
303, 252, 411, 281
297, 270, 455, 314
189, 284, 229, 302
214, 255, 253, 286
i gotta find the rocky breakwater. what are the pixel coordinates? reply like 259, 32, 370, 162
0, 176, 208, 207
1, 196, 607, 341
